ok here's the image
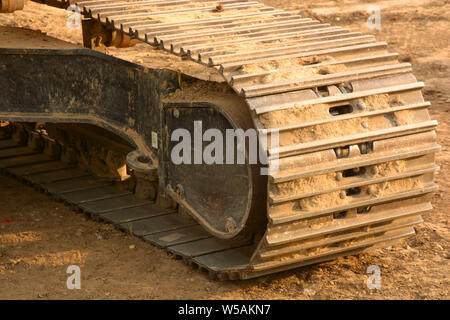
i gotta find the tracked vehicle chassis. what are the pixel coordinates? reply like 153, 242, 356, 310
0, 0, 440, 280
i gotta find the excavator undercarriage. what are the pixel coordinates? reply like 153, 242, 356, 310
0, 0, 439, 279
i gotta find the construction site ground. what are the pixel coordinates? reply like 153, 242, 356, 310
0, 0, 448, 299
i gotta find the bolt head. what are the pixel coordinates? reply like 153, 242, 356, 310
357, 101, 366, 110
225, 217, 236, 233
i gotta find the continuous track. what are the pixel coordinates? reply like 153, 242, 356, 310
4, 0, 440, 279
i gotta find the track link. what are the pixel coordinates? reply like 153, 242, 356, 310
8, 0, 440, 278
0, 139, 254, 280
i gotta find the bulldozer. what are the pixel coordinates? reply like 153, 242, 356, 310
0, 0, 439, 280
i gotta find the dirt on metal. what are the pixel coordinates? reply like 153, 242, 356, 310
0, 0, 448, 299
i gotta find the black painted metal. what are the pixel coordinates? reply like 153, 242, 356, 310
0, 47, 176, 155
0, 47, 258, 238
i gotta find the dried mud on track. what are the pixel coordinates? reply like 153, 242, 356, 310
0, 0, 449, 299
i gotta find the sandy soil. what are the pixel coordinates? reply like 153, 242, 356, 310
0, 0, 448, 299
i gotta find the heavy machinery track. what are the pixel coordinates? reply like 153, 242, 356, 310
0, 133, 259, 280
1, 0, 440, 279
